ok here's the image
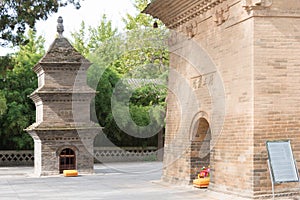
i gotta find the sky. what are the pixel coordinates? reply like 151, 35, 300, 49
0, 0, 137, 55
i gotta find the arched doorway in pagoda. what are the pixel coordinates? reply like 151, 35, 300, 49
59, 148, 76, 173
190, 117, 211, 181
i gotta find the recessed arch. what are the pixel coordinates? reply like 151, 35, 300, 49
190, 117, 211, 181
189, 111, 209, 141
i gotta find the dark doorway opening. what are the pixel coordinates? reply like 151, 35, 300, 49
190, 117, 211, 181
59, 148, 76, 173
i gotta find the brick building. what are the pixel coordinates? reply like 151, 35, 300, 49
144, 0, 300, 198
26, 17, 101, 176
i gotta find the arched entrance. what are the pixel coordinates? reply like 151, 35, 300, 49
59, 148, 76, 173
190, 117, 211, 181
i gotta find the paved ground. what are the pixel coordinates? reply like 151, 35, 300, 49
0, 162, 251, 200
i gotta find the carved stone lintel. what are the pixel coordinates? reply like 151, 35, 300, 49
213, 5, 230, 26
242, 0, 273, 11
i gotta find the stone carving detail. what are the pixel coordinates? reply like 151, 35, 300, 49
213, 4, 230, 25
242, 0, 273, 11
57, 16, 64, 37
191, 73, 215, 90
191, 76, 203, 90
185, 21, 198, 38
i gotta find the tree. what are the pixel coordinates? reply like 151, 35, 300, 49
104, 80, 167, 147
116, 0, 168, 148
0, 29, 45, 150
115, 28, 169, 78
70, 21, 89, 57
0, 90, 7, 116
71, 14, 118, 57
117, 0, 169, 78
0, 0, 81, 46
70, 0, 169, 148
0, 55, 14, 77
122, 0, 155, 30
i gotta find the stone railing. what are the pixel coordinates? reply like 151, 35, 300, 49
0, 147, 159, 166
94, 147, 158, 163
0, 150, 34, 166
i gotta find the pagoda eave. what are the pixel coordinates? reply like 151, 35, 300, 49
25, 122, 102, 132
33, 62, 92, 73
143, 0, 225, 28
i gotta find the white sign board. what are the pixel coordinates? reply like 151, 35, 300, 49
266, 140, 299, 183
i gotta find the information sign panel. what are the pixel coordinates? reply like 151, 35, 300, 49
266, 140, 299, 183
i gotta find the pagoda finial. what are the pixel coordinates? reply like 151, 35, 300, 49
57, 16, 64, 38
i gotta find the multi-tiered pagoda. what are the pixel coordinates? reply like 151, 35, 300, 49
26, 17, 101, 176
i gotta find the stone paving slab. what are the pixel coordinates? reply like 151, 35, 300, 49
0, 162, 252, 200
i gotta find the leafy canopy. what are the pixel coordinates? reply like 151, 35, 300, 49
0, 29, 45, 150
71, 0, 169, 147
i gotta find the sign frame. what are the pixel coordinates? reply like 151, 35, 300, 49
266, 140, 300, 184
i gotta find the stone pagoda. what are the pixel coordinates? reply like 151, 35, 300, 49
26, 17, 101, 176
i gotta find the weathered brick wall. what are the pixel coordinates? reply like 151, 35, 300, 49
163, 0, 255, 196
30, 130, 97, 176
145, 0, 300, 198
253, 8, 300, 197
202, 3, 254, 197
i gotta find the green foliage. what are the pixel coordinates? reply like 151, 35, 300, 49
88, 15, 118, 52
130, 105, 151, 127
0, 0, 169, 150
0, 55, 14, 77
71, 15, 118, 57
71, 0, 169, 148
116, 28, 169, 78
94, 67, 120, 127
123, 0, 155, 30
13, 30, 45, 72
0, 0, 81, 46
0, 90, 7, 115
0, 29, 45, 150
71, 21, 89, 57
130, 84, 166, 107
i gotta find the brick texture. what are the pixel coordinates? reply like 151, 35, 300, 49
145, 0, 300, 198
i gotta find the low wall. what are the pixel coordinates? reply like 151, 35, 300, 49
0, 147, 159, 166
0, 150, 34, 166
94, 147, 158, 163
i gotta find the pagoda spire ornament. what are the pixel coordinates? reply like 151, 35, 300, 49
57, 16, 64, 38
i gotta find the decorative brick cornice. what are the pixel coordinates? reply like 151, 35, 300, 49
144, 0, 228, 29
241, 0, 272, 11
29, 89, 95, 103
33, 62, 90, 74
213, 4, 230, 25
